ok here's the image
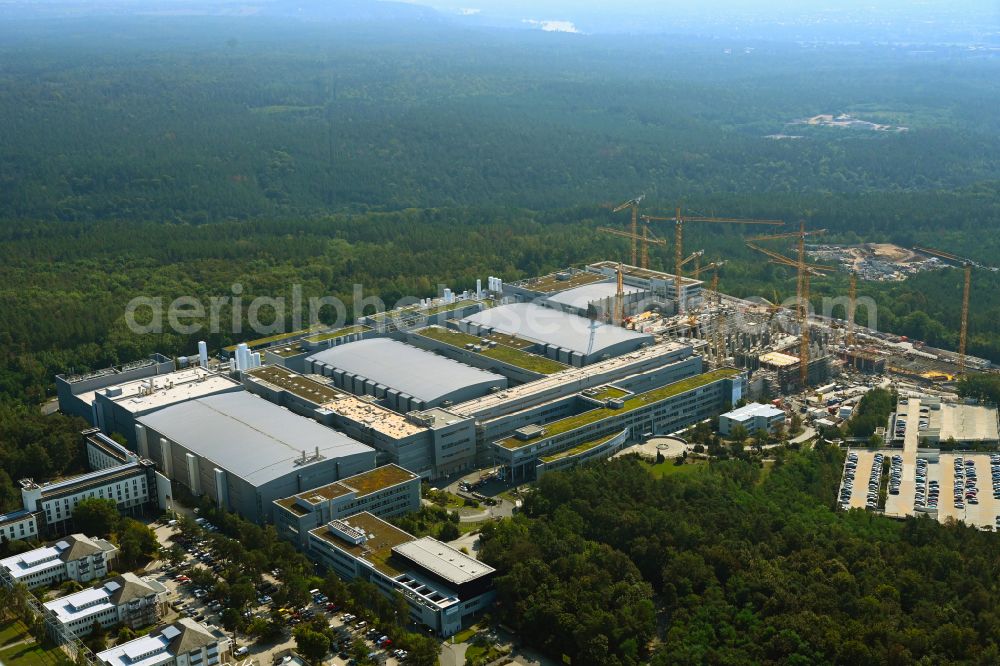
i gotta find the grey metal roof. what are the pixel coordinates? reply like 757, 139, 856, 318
306, 339, 507, 404
392, 536, 494, 585
138, 393, 373, 487
545, 281, 644, 309
460, 303, 653, 356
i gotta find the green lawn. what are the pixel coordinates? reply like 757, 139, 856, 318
647, 460, 707, 479
451, 626, 480, 644
0, 620, 71, 666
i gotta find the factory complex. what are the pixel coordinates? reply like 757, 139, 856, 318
24, 257, 998, 639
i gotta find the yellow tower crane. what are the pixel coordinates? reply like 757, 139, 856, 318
612, 195, 645, 266
847, 271, 857, 348
913, 247, 972, 375
746, 223, 832, 388
642, 209, 783, 312
914, 246, 973, 375
597, 224, 666, 270
960, 263, 971, 374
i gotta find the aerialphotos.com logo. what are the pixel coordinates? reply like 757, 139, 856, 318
123, 283, 878, 338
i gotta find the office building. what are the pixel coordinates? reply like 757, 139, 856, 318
0, 534, 117, 590
95, 619, 227, 666
274, 464, 421, 549
718, 403, 787, 436
307, 512, 495, 637
44, 572, 168, 637
493, 368, 745, 480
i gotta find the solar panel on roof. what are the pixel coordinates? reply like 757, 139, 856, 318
55, 541, 70, 550
160, 625, 181, 640
105, 581, 121, 592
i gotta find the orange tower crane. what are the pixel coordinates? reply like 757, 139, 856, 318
914, 246, 974, 374
643, 209, 783, 312
612, 195, 645, 266
746, 223, 832, 387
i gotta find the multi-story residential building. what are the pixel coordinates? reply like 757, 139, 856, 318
44, 572, 168, 637
274, 464, 421, 549
0, 534, 117, 589
307, 512, 495, 637
95, 619, 227, 666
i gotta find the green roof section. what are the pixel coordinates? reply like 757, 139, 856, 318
303, 324, 369, 343
497, 368, 740, 450
539, 433, 620, 463
368, 298, 483, 323
223, 326, 325, 352
417, 326, 568, 375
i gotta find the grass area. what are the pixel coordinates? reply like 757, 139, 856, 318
427, 488, 469, 510
0, 620, 71, 666
464, 642, 507, 666
302, 324, 368, 343
540, 433, 619, 463
498, 369, 741, 449
417, 326, 567, 374
646, 459, 707, 479
0, 620, 30, 647
452, 625, 480, 644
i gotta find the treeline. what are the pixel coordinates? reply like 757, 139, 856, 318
480, 449, 1000, 665
0, 405, 90, 513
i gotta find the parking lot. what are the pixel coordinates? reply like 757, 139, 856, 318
838, 448, 1000, 530
152, 520, 405, 666
838, 449, 880, 509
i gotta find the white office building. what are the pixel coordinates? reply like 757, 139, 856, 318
0, 534, 117, 589
718, 402, 786, 436
307, 512, 495, 637
95, 619, 227, 666
44, 572, 168, 637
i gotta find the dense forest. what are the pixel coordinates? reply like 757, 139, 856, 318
0, 16, 997, 410
480, 448, 1000, 665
